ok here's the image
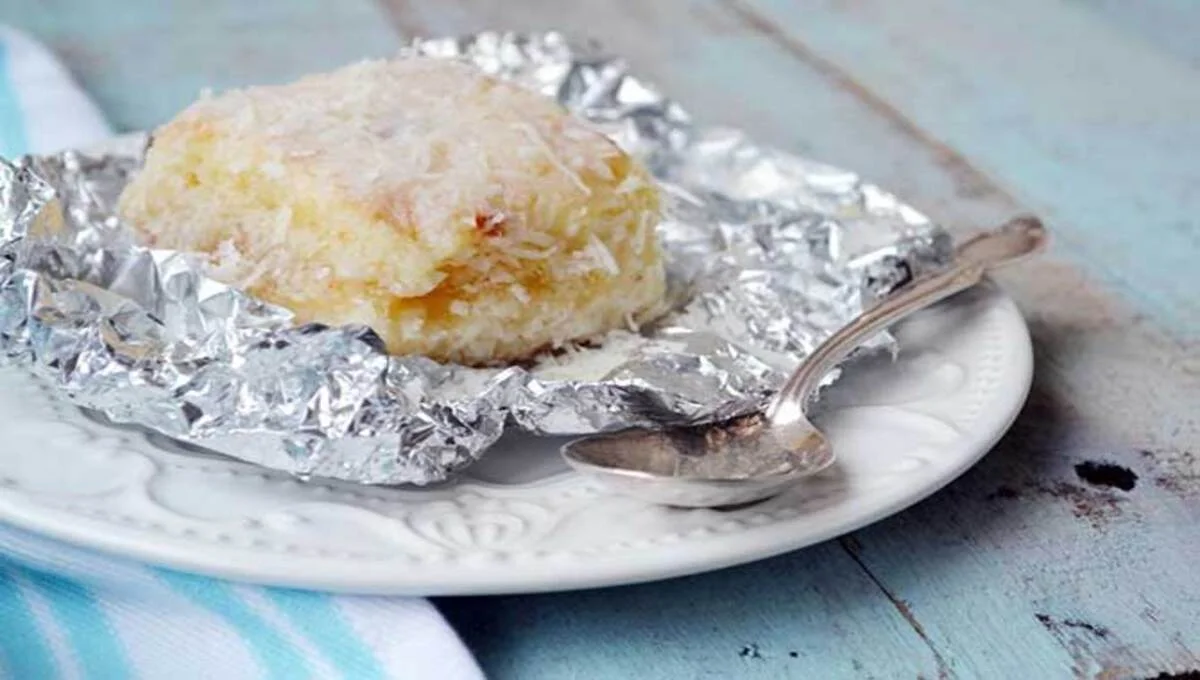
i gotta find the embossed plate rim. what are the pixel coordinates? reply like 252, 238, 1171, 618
0, 283, 1032, 594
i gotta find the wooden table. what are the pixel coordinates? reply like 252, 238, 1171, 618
6, 1, 1198, 678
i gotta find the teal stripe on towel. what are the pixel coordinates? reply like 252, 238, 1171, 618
0, 41, 30, 157
263, 588, 386, 680
157, 570, 310, 680
0, 567, 60, 680
25, 570, 131, 680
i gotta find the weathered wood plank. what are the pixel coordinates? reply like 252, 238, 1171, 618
845, 261, 1200, 678
739, 0, 1200, 337
440, 542, 949, 679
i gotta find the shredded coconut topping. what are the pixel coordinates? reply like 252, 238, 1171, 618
119, 56, 667, 365
180, 59, 617, 215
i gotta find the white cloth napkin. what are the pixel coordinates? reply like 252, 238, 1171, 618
0, 26, 485, 680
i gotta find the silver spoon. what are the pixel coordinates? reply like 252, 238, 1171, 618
561, 216, 1047, 508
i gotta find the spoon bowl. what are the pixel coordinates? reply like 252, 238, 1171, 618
563, 413, 834, 507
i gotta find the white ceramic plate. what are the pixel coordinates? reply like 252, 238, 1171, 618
0, 283, 1030, 595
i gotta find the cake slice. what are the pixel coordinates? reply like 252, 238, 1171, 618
118, 57, 666, 365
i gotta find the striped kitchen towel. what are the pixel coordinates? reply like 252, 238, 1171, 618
0, 26, 485, 680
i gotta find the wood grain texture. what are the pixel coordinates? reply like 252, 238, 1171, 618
2, 0, 1198, 677
441, 543, 948, 679
739, 0, 1200, 337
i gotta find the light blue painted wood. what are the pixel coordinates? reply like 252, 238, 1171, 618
1068, 0, 1200, 67
741, 0, 1200, 337
2, 0, 1198, 677
442, 542, 951, 679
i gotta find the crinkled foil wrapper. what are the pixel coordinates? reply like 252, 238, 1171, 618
0, 32, 951, 485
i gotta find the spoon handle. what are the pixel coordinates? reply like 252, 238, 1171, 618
766, 215, 1046, 423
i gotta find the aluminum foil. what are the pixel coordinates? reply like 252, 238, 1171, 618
0, 32, 951, 485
